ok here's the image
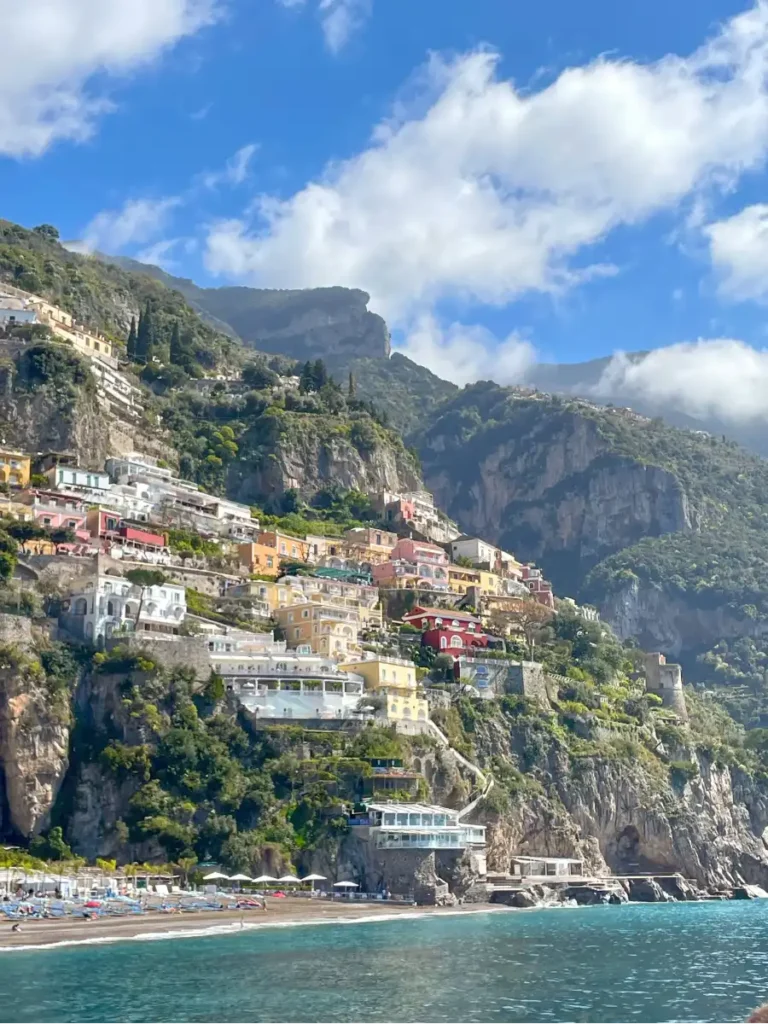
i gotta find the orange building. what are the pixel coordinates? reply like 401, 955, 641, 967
238, 541, 280, 577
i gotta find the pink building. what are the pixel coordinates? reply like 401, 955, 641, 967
373, 538, 450, 590
21, 490, 91, 542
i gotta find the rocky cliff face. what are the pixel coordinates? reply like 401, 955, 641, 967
471, 715, 768, 888
598, 577, 766, 657
232, 419, 423, 504
0, 618, 70, 839
420, 400, 694, 594
112, 263, 392, 363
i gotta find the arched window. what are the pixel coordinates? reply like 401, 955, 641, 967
106, 600, 115, 616
450, 635, 463, 648
73, 598, 87, 616
440, 636, 447, 649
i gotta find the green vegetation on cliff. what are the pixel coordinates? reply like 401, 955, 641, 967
0, 221, 239, 373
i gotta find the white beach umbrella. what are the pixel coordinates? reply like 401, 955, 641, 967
202, 871, 229, 881
277, 874, 301, 885
301, 873, 326, 892
228, 874, 252, 882
252, 875, 276, 884
333, 880, 358, 888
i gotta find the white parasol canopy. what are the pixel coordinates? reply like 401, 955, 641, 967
202, 872, 229, 881
301, 874, 327, 881
228, 874, 252, 882
333, 880, 358, 888
252, 875, 277, 883
277, 874, 301, 884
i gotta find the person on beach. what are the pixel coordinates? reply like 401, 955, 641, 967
10, 923, 20, 932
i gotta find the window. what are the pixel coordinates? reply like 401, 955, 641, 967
266, 556, 274, 568
450, 636, 463, 649
294, 628, 300, 639
375, 533, 382, 545
302, 610, 309, 619
291, 546, 297, 557
440, 636, 447, 649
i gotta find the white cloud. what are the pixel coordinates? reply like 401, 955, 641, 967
592, 340, 768, 423
206, 2, 768, 365
201, 143, 258, 189
134, 238, 182, 270
0, 0, 219, 158
80, 197, 181, 253
277, 0, 370, 51
318, 0, 371, 52
705, 204, 768, 302
398, 315, 536, 386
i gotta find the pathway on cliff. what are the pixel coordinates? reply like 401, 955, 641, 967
426, 718, 493, 819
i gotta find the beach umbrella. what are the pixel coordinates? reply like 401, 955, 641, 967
333, 880, 358, 888
252, 875, 276, 885
202, 872, 229, 881
301, 873, 326, 892
277, 874, 301, 885
228, 874, 252, 881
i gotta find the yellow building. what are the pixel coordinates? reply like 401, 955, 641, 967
29, 298, 115, 363
340, 656, 428, 726
275, 601, 360, 658
0, 450, 31, 488
478, 570, 503, 596
340, 656, 417, 690
448, 564, 481, 595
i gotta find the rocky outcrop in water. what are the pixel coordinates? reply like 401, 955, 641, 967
471, 713, 768, 890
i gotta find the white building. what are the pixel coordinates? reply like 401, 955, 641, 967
106, 453, 256, 540
352, 802, 487, 854
450, 536, 520, 573
47, 465, 111, 496
62, 573, 186, 642
89, 359, 145, 422
106, 453, 175, 485
207, 631, 366, 720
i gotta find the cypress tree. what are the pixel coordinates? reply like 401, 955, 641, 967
135, 301, 154, 362
169, 321, 182, 365
299, 360, 314, 394
313, 358, 328, 390
126, 317, 137, 360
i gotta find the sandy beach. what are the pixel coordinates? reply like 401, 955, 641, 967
0, 898, 490, 950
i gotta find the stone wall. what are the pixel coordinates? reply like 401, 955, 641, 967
506, 662, 552, 706
114, 635, 212, 681
644, 652, 688, 721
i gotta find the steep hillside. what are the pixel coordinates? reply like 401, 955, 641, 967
526, 353, 768, 459
417, 382, 768, 702
330, 352, 457, 435
162, 368, 423, 505
0, 222, 239, 373
107, 256, 390, 362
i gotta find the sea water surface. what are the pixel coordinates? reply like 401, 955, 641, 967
1, 901, 768, 1023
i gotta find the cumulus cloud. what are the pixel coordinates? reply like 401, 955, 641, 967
277, 0, 371, 51
705, 204, 768, 302
399, 315, 536, 386
80, 197, 181, 253
205, 1, 768, 349
201, 143, 258, 189
0, 0, 219, 157
592, 340, 768, 424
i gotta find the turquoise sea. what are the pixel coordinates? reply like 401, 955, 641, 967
1, 902, 768, 1023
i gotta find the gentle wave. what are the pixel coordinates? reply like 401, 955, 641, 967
0, 907, 500, 953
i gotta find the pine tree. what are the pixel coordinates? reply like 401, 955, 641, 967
169, 321, 182, 365
299, 360, 315, 394
126, 317, 137, 361
348, 371, 355, 397
313, 358, 328, 390
135, 301, 154, 362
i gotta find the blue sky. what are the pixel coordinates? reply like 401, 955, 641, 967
6, 0, 768, 415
